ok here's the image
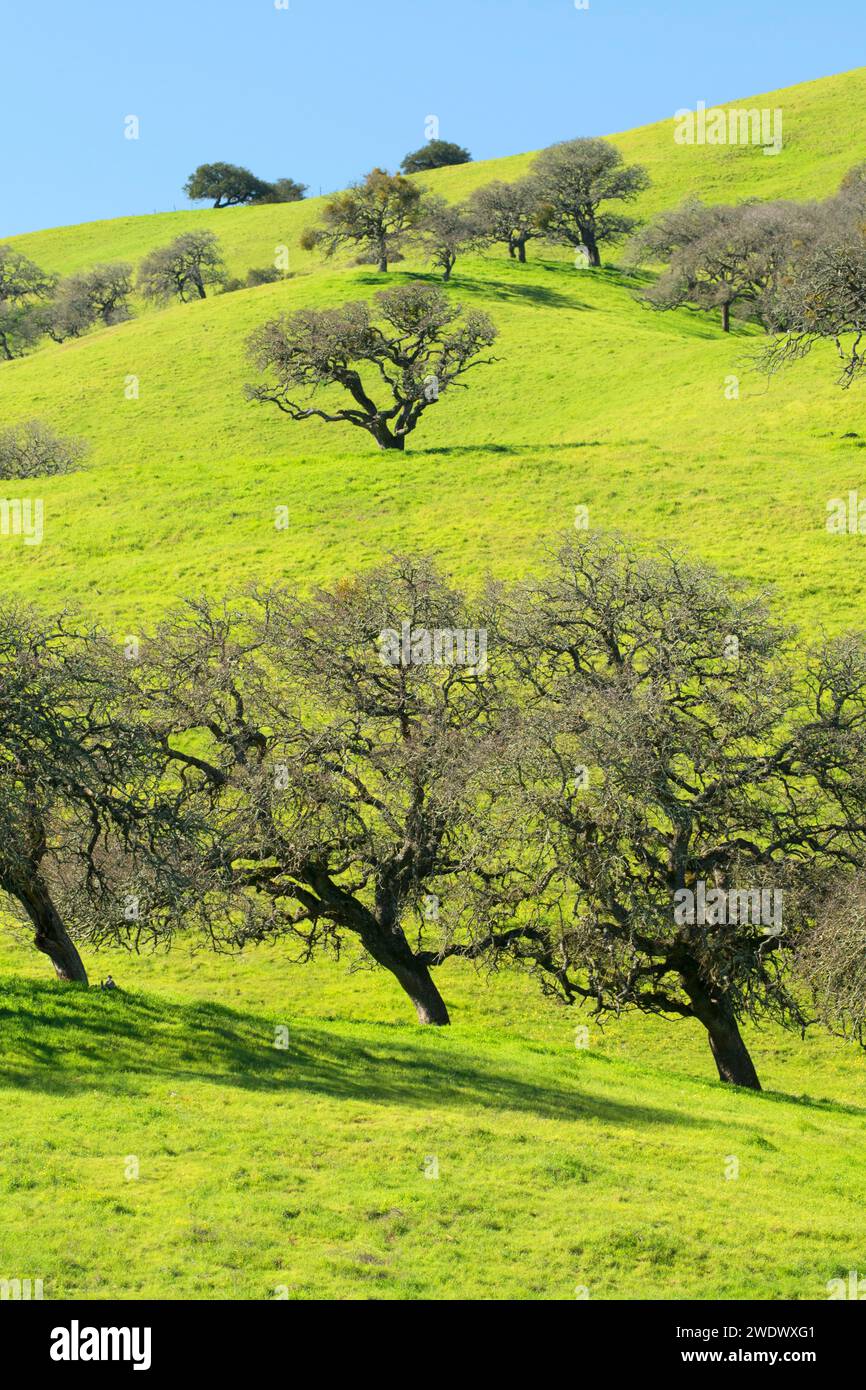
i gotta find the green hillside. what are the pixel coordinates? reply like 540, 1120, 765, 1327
3, 67, 866, 1302
2, 70, 866, 637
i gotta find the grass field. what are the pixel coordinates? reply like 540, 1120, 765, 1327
2, 66, 866, 1302
2, 928, 866, 1301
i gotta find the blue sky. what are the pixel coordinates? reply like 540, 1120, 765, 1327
4, 0, 864, 236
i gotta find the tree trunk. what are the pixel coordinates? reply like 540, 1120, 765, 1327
19, 877, 89, 984
517, 240, 527, 263
721, 302, 731, 332
371, 423, 405, 450
682, 973, 760, 1089
389, 957, 451, 1025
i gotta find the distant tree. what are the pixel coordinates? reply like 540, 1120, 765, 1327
300, 168, 422, 273
0, 607, 202, 985
245, 265, 283, 286
184, 162, 272, 208
0, 245, 55, 359
756, 181, 866, 384
42, 262, 133, 341
489, 532, 866, 1090
417, 196, 478, 280
757, 228, 866, 386
246, 282, 498, 450
531, 138, 650, 267
38, 288, 94, 343
137, 556, 511, 1025
400, 139, 472, 174
138, 231, 226, 303
253, 177, 307, 204
797, 873, 866, 1044
467, 178, 541, 262
631, 198, 805, 332
0, 420, 88, 480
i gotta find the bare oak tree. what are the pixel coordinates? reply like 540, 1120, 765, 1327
632, 197, 807, 332
0, 608, 201, 984
488, 533, 866, 1089
140, 558, 512, 1024
468, 178, 541, 262
417, 196, 478, 280
138, 231, 227, 303
245, 282, 498, 450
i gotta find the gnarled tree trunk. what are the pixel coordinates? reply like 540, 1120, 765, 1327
18, 875, 89, 984
682, 969, 760, 1089
389, 957, 451, 1025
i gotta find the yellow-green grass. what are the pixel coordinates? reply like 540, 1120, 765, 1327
1, 926, 865, 1301
2, 68, 866, 1302
0, 250, 863, 637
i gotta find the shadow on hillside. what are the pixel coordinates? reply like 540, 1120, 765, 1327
0, 979, 706, 1129
354, 268, 581, 310
419, 441, 604, 457
451, 276, 583, 309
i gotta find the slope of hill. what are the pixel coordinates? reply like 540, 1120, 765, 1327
2, 926, 865, 1301
3, 67, 866, 1302
8, 67, 865, 280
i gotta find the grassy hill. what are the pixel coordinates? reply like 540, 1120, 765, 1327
2, 66, 866, 1301
2, 927, 865, 1300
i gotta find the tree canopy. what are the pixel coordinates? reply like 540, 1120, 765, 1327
400, 140, 472, 174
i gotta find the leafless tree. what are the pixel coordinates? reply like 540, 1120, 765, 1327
467, 178, 542, 262
0, 419, 88, 479
137, 557, 516, 1024
138, 231, 226, 303
0, 608, 204, 984
487, 532, 866, 1089
245, 282, 498, 450
631, 197, 811, 332
417, 196, 478, 279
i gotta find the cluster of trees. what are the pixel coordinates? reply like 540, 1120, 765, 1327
0, 228, 288, 358
1, 133, 651, 363
630, 163, 866, 383
184, 162, 307, 208
0, 247, 138, 356
8, 533, 866, 1092
300, 138, 651, 276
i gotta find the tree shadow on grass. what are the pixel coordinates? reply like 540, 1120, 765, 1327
354, 269, 583, 310
418, 442, 605, 457
0, 978, 706, 1130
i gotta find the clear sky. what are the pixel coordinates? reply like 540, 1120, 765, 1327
4, 0, 864, 236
